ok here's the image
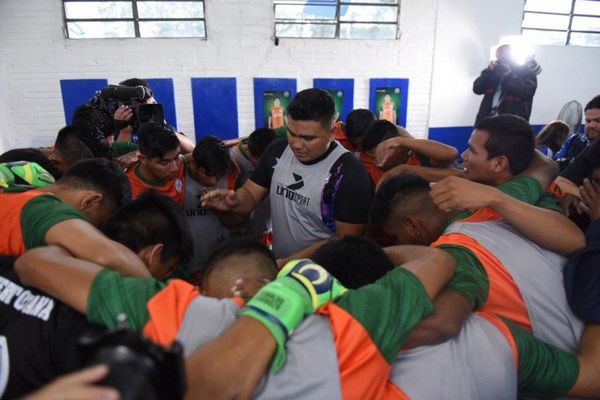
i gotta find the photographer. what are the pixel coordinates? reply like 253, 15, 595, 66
89, 78, 193, 153
473, 44, 540, 123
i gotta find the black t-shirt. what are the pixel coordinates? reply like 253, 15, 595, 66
0, 256, 104, 398
250, 139, 373, 224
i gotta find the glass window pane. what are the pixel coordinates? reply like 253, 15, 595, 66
575, 0, 600, 15
137, 1, 204, 19
275, 4, 336, 20
339, 22, 397, 39
524, 0, 572, 14
139, 21, 205, 37
64, 2, 132, 19
572, 16, 600, 31
522, 28, 567, 45
342, 0, 398, 3
522, 12, 570, 30
67, 21, 135, 38
340, 5, 397, 22
275, 23, 336, 38
570, 31, 600, 46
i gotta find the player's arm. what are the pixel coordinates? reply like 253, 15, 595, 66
402, 289, 472, 348
201, 179, 268, 215
517, 150, 559, 190
396, 245, 488, 348
384, 245, 455, 299
430, 176, 585, 255
45, 219, 149, 277
175, 132, 195, 154
378, 164, 463, 188
276, 221, 364, 268
15, 245, 103, 313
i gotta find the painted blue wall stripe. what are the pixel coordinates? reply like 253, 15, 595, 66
253, 78, 297, 129
191, 78, 239, 141
313, 78, 354, 122
369, 78, 409, 128
146, 78, 177, 130
60, 79, 108, 125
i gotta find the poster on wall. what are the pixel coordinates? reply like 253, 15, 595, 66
325, 89, 344, 118
263, 90, 292, 137
375, 87, 401, 124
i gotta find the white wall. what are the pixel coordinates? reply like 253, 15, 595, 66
3, 0, 600, 154
0, 0, 437, 153
429, 0, 600, 129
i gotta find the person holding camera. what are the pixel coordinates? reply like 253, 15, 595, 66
473, 44, 540, 124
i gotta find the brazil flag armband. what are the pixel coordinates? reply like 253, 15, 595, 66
241, 259, 348, 372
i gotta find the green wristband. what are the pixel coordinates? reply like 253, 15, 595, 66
241, 280, 307, 372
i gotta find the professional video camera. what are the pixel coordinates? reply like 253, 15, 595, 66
88, 85, 165, 130
78, 328, 187, 400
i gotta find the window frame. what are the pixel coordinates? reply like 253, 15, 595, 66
522, 0, 600, 46
61, 0, 207, 39
273, 0, 401, 40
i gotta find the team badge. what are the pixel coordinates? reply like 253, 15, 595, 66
175, 178, 183, 193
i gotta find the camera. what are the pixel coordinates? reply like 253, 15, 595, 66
78, 328, 187, 400
89, 84, 158, 130
494, 60, 511, 75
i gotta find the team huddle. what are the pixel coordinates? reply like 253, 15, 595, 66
1, 85, 600, 399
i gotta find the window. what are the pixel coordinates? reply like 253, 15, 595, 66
273, 0, 400, 40
62, 1, 206, 39
522, 0, 600, 46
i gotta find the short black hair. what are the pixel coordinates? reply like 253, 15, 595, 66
192, 136, 230, 176
202, 238, 277, 282
102, 191, 192, 265
474, 114, 535, 176
137, 122, 180, 159
370, 173, 431, 227
54, 125, 112, 166
119, 78, 150, 89
72, 105, 115, 138
585, 95, 600, 112
0, 148, 62, 179
312, 236, 394, 288
345, 109, 376, 141
59, 158, 131, 210
246, 128, 276, 158
362, 119, 399, 152
287, 89, 336, 130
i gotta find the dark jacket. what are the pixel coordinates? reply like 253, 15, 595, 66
473, 63, 538, 123
564, 219, 600, 323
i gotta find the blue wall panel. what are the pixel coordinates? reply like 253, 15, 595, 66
191, 78, 239, 141
313, 78, 354, 122
146, 78, 177, 130
60, 79, 108, 124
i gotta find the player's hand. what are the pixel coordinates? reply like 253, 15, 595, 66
578, 178, 600, 221
113, 151, 139, 170
201, 189, 239, 211
114, 105, 133, 123
559, 193, 582, 217
230, 277, 271, 299
24, 364, 120, 400
375, 137, 409, 170
429, 176, 501, 212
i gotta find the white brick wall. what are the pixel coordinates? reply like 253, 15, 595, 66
0, 0, 437, 153
5, 0, 598, 154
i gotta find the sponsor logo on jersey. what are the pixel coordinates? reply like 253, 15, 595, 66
276, 173, 310, 207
